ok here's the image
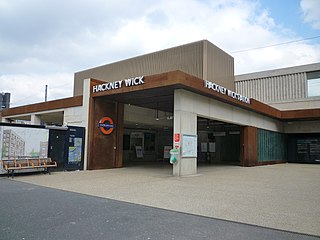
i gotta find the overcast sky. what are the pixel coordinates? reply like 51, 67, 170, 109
0, 0, 319, 107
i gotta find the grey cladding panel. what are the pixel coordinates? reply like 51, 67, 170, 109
74, 41, 204, 96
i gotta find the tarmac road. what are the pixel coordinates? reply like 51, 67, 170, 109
0, 179, 319, 240
9, 163, 320, 236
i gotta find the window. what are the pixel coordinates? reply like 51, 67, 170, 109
307, 71, 320, 97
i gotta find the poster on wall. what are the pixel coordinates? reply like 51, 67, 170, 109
65, 126, 85, 170
182, 134, 197, 158
68, 138, 83, 163
201, 142, 207, 152
135, 146, 143, 158
174, 133, 180, 149
0, 125, 49, 174
209, 142, 216, 153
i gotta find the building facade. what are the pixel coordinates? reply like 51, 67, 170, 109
74, 40, 235, 96
1, 40, 319, 176
235, 63, 320, 110
2, 129, 25, 159
0, 92, 10, 110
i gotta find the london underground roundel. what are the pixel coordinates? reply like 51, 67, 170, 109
98, 117, 114, 135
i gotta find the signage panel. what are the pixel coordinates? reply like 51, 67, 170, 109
181, 134, 197, 158
204, 80, 251, 104
174, 133, 180, 149
93, 76, 144, 93
98, 117, 114, 135
0, 125, 49, 174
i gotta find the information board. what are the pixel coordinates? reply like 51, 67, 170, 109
182, 134, 197, 158
0, 125, 49, 174
135, 146, 143, 158
65, 126, 85, 170
0, 125, 49, 160
297, 138, 320, 162
209, 142, 216, 153
201, 142, 207, 152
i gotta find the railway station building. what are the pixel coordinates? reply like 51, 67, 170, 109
1, 40, 319, 176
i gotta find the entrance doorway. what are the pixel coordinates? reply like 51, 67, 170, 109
122, 105, 173, 166
197, 117, 241, 165
48, 129, 66, 170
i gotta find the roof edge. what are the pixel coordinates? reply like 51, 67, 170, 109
235, 62, 320, 81
2, 96, 83, 117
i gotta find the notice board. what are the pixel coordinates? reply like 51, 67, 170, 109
0, 124, 49, 174
182, 134, 197, 158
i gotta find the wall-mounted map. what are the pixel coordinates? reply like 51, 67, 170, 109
182, 134, 197, 158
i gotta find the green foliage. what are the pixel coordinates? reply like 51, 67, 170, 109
29, 149, 39, 157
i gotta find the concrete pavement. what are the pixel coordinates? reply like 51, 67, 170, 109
1, 179, 319, 240
5, 163, 320, 236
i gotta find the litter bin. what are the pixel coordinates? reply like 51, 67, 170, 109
169, 148, 179, 164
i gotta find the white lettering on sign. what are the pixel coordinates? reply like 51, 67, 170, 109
124, 76, 144, 87
204, 80, 250, 104
93, 76, 144, 93
204, 80, 227, 94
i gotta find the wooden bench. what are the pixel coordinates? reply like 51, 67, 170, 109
2, 158, 57, 178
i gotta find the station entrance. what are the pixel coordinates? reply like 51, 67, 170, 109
122, 104, 173, 166
197, 117, 242, 166
122, 112, 242, 167
88, 94, 245, 170
87, 73, 258, 173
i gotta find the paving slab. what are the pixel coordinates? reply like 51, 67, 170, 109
5, 163, 320, 236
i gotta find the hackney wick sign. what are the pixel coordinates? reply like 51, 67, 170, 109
93, 76, 144, 93
204, 80, 251, 104
92, 75, 250, 104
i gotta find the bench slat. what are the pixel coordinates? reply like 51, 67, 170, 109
2, 158, 57, 178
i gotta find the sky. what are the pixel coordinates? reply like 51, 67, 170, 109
0, 0, 319, 107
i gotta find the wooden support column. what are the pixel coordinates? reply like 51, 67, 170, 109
115, 102, 124, 168
240, 126, 258, 167
88, 97, 124, 170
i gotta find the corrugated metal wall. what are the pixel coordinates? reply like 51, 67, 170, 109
205, 41, 234, 91
258, 129, 287, 162
235, 72, 307, 103
74, 41, 204, 96
74, 40, 235, 96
